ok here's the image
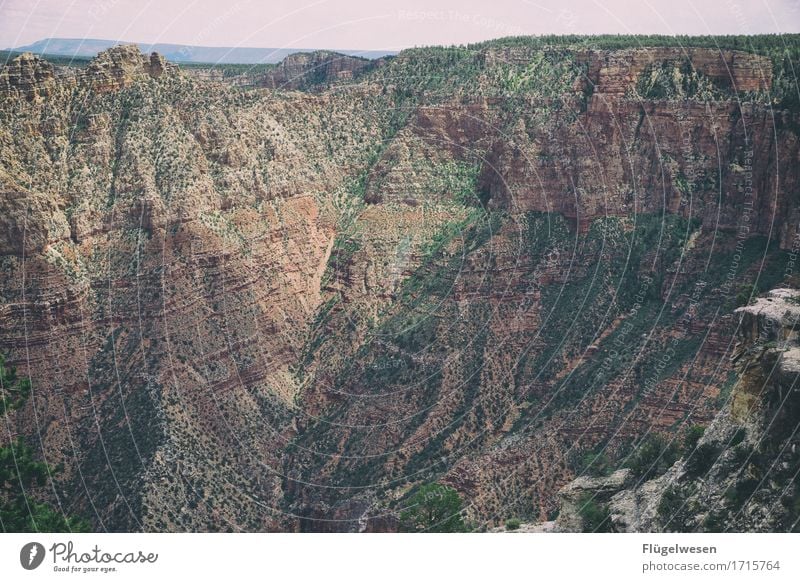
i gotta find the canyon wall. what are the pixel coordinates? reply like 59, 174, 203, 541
0, 40, 797, 531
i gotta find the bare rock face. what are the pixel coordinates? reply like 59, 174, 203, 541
732, 289, 800, 420
608, 472, 673, 532
83, 45, 173, 93
464, 58, 796, 246
148, 52, 167, 78
259, 51, 372, 90
736, 288, 800, 345
0, 52, 55, 101
577, 48, 772, 96
556, 469, 633, 531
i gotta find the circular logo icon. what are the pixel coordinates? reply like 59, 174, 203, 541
20, 542, 46, 570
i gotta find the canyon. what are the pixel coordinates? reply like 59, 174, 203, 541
0, 36, 798, 531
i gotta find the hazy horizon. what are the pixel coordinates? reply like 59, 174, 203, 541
1, 0, 799, 53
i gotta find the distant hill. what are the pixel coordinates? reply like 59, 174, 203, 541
6, 38, 395, 64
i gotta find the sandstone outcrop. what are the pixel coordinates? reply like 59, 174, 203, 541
83, 45, 173, 93
578, 48, 773, 96
556, 469, 633, 531
0, 52, 56, 101
259, 51, 373, 90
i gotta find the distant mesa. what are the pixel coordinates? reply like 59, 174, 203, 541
5, 38, 396, 64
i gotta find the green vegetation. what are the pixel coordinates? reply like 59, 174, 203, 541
636, 59, 723, 100
176, 61, 277, 78
399, 483, 469, 532
683, 425, 706, 452
466, 34, 799, 56
702, 510, 728, 532
1, 440, 90, 532
779, 485, 800, 533
736, 283, 760, 307
730, 428, 747, 447
569, 424, 711, 491
724, 478, 760, 510
505, 517, 521, 530
436, 161, 481, 206
372, 34, 800, 107
0, 355, 30, 413
658, 484, 696, 532
578, 495, 613, 532
684, 443, 720, 478
625, 434, 681, 481
513, 213, 701, 419
570, 449, 614, 478
0, 356, 90, 532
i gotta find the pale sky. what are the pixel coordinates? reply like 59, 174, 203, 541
1, 0, 799, 51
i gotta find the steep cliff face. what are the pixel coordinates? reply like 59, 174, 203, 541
0, 39, 798, 532
577, 47, 772, 95
259, 51, 374, 90
0, 52, 58, 101
551, 288, 800, 533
